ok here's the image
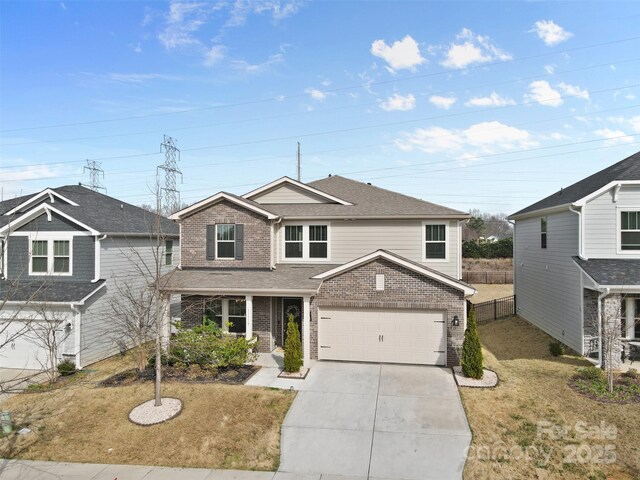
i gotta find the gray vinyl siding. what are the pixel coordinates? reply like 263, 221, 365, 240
251, 185, 329, 204
16, 212, 85, 232
79, 236, 180, 367
583, 185, 640, 258
276, 219, 460, 278
6, 234, 95, 282
514, 210, 583, 352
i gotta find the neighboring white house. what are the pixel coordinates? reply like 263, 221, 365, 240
509, 152, 640, 367
0, 186, 179, 371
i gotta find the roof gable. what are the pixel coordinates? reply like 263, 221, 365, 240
0, 203, 99, 236
244, 177, 352, 205
170, 192, 278, 220
3, 188, 78, 216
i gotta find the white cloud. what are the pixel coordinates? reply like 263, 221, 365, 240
594, 128, 633, 145
626, 93, 636, 100
628, 116, 640, 133
429, 95, 457, 110
544, 64, 555, 74
231, 52, 284, 73
60, 2, 67, 10
531, 20, 573, 46
526, 80, 563, 107
465, 92, 515, 107
549, 132, 570, 140
370, 35, 425, 72
158, 2, 212, 50
380, 93, 416, 111
557, 82, 589, 101
441, 28, 511, 69
226, 0, 303, 27
395, 120, 537, 156
203, 45, 225, 66
305, 87, 327, 101
106, 72, 184, 83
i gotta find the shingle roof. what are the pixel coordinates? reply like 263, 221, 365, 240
573, 257, 640, 286
0, 185, 178, 235
259, 175, 469, 218
159, 264, 338, 293
0, 279, 106, 303
511, 151, 640, 217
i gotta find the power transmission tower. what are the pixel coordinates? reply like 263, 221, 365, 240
158, 135, 183, 215
82, 160, 106, 192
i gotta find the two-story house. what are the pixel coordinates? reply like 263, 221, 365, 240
0, 185, 179, 371
161, 175, 475, 367
510, 152, 640, 367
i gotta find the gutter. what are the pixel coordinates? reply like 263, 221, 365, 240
569, 205, 587, 260
596, 287, 610, 368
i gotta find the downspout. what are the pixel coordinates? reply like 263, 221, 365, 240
270, 217, 282, 270
177, 223, 182, 270
569, 206, 587, 260
70, 304, 82, 369
508, 219, 516, 311
596, 288, 610, 369
92, 234, 107, 283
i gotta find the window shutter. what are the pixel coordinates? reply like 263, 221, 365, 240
235, 224, 244, 260
206, 225, 216, 260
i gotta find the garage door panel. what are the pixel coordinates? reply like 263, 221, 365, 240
0, 322, 51, 370
318, 308, 446, 366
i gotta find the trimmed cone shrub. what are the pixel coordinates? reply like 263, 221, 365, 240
284, 313, 303, 373
461, 306, 484, 379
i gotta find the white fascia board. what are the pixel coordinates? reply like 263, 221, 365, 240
281, 215, 471, 220
313, 249, 476, 295
161, 287, 319, 296
508, 203, 573, 221
0, 204, 99, 236
170, 192, 278, 220
573, 180, 640, 207
4, 188, 79, 216
75, 281, 107, 305
243, 176, 353, 205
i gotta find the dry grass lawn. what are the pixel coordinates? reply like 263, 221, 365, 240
461, 317, 640, 480
469, 284, 514, 304
0, 353, 294, 471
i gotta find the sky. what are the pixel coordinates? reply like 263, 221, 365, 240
1, 0, 640, 215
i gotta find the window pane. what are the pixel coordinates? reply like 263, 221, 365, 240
541, 233, 547, 249
309, 242, 328, 258
541, 217, 547, 233
228, 299, 246, 316
165, 253, 172, 266
285, 226, 303, 241
204, 299, 223, 328
53, 257, 69, 273
309, 225, 327, 241
32, 241, 47, 256
165, 240, 173, 253
425, 243, 445, 259
621, 232, 640, 250
53, 240, 69, 256
622, 212, 629, 230
218, 241, 235, 258
228, 317, 246, 334
285, 242, 303, 258
32, 257, 48, 272
426, 225, 445, 242
217, 224, 235, 241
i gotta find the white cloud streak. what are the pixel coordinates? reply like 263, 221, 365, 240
370, 35, 425, 72
526, 80, 563, 107
380, 93, 416, 111
532, 20, 573, 46
441, 28, 511, 69
465, 92, 515, 107
429, 95, 457, 110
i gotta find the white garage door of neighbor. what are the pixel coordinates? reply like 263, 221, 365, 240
318, 308, 447, 365
0, 322, 51, 370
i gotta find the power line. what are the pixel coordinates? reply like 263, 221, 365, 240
3, 34, 639, 133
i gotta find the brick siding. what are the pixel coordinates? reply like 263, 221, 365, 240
180, 200, 271, 268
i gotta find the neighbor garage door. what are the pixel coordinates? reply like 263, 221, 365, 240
0, 322, 50, 370
318, 308, 447, 365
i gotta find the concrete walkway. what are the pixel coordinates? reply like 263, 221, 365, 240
279, 362, 471, 480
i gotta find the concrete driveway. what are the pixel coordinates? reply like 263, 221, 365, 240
0, 368, 45, 402
278, 362, 471, 480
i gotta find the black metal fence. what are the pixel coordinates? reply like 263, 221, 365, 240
461, 271, 513, 284
468, 295, 516, 324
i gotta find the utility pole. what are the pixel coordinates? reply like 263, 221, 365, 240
158, 135, 183, 215
82, 160, 106, 192
297, 142, 301, 182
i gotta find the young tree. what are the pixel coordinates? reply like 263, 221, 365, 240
461, 306, 484, 379
27, 305, 72, 384
283, 313, 303, 373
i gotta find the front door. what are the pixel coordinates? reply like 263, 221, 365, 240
283, 298, 302, 343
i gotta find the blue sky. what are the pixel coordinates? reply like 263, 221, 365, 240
2, 1, 640, 215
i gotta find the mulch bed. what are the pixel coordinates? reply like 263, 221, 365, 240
569, 371, 640, 404
100, 365, 260, 387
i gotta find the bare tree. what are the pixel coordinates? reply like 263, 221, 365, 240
26, 305, 72, 384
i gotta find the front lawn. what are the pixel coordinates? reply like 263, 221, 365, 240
0, 354, 294, 470
461, 316, 640, 480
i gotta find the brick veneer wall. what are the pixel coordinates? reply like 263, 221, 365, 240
180, 200, 271, 268
180, 294, 272, 353
310, 258, 466, 366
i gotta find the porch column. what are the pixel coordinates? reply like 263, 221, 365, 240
303, 296, 311, 367
161, 293, 171, 351
245, 295, 253, 339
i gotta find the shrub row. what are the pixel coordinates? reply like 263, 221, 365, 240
462, 237, 513, 259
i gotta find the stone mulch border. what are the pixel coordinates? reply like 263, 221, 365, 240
277, 367, 309, 379
453, 366, 499, 388
129, 397, 183, 426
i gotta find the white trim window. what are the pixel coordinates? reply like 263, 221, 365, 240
541, 217, 547, 249
283, 223, 330, 261
216, 224, 235, 259
165, 240, 174, 266
423, 222, 448, 261
29, 238, 72, 275
204, 298, 246, 334
620, 211, 640, 251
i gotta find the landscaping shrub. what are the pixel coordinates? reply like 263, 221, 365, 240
577, 366, 606, 383
284, 313, 303, 373
461, 306, 484, 379
56, 360, 77, 377
214, 335, 258, 368
548, 340, 566, 357
622, 368, 638, 379
462, 237, 513, 259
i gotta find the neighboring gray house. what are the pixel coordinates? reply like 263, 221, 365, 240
0, 186, 179, 370
161, 176, 475, 367
510, 152, 640, 366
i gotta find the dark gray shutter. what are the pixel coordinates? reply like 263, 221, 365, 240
206, 225, 216, 260
235, 224, 244, 260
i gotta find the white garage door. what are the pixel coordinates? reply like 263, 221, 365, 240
0, 322, 51, 370
318, 308, 447, 365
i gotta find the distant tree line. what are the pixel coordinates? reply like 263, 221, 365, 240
462, 209, 512, 242
463, 237, 513, 258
